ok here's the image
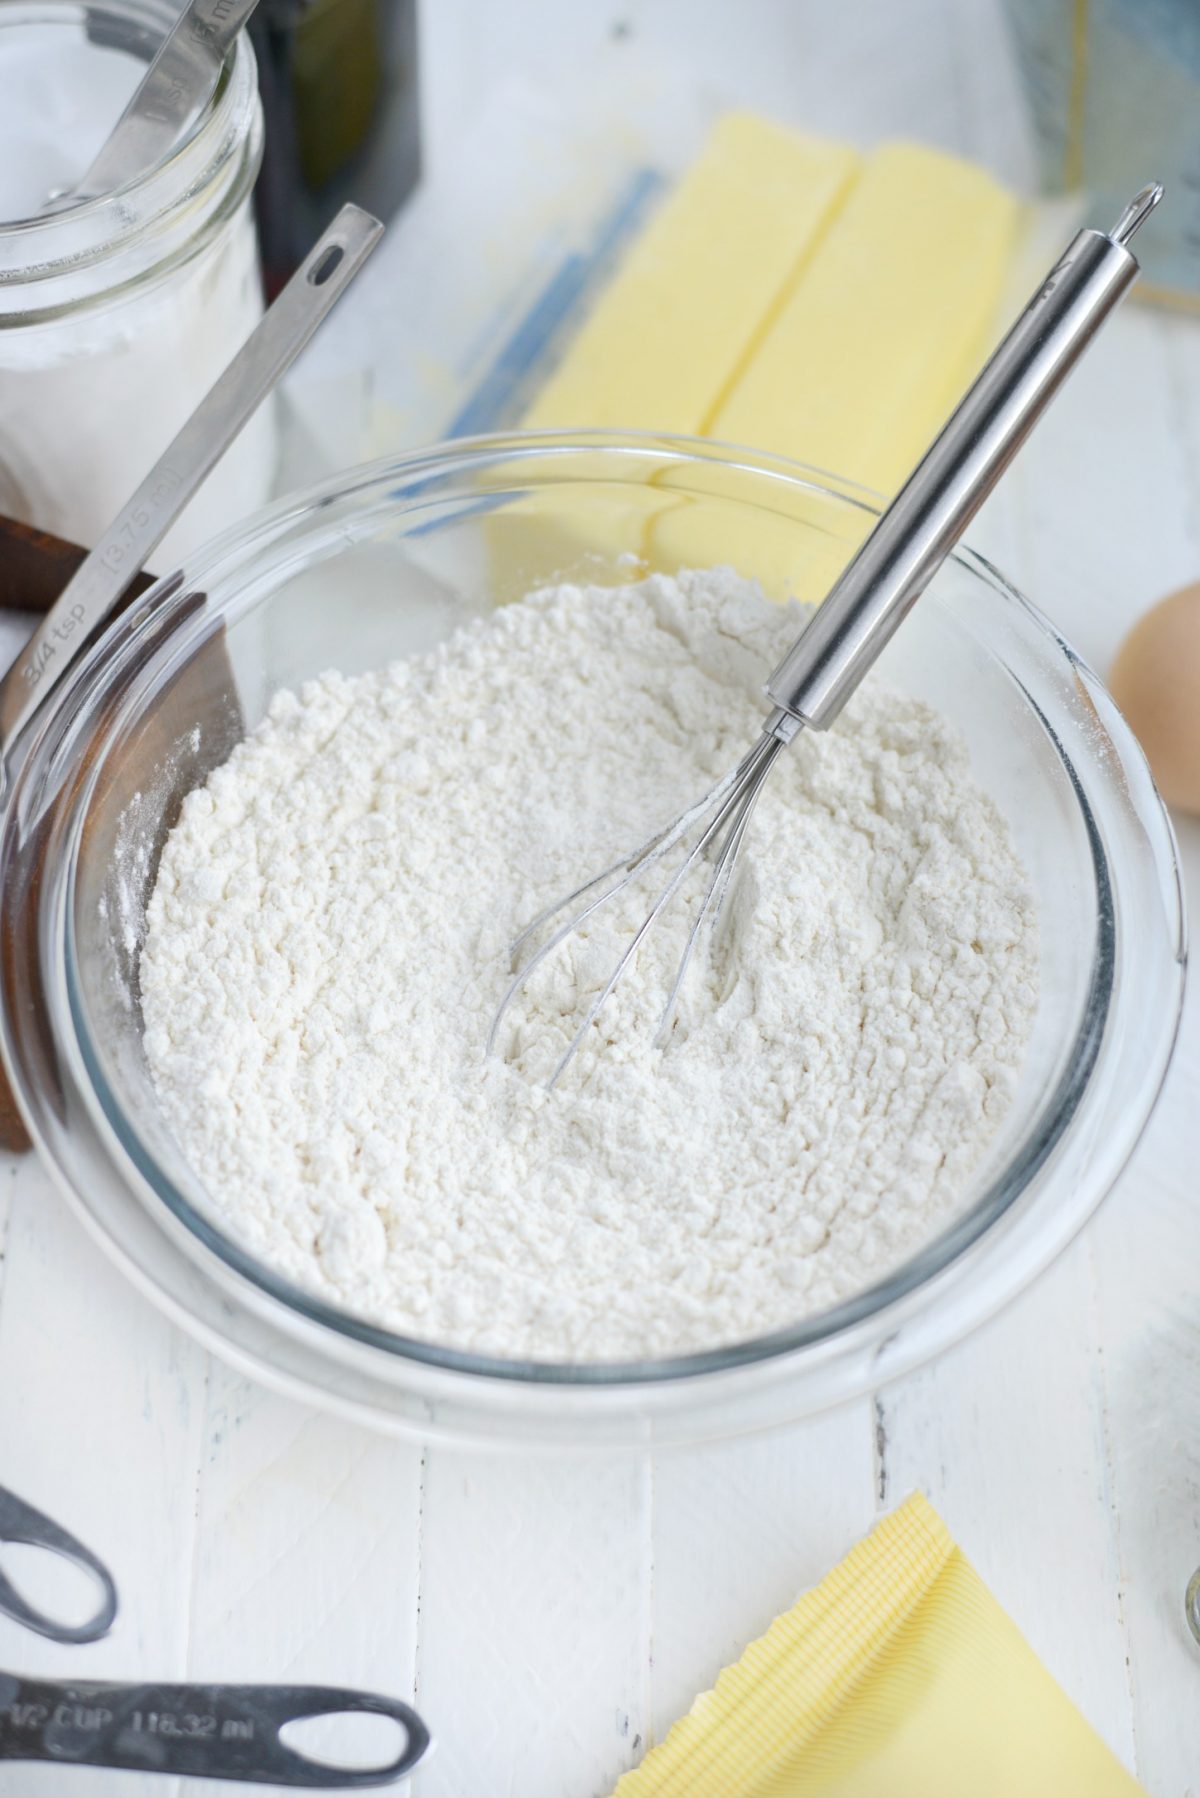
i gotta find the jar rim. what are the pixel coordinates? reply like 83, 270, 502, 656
0, 0, 260, 293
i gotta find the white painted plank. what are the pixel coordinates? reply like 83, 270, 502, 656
413, 1450, 650, 1798
1161, 305, 1200, 554
648, 1403, 876, 1748
1090, 816, 1200, 1798
947, 0, 1038, 189
418, 0, 1022, 190
968, 297, 1200, 1791
177, 1363, 424, 1798
0, 1155, 15, 1308
878, 1240, 1137, 1770
0, 1160, 205, 1798
1086, 841, 1199, 1798
876, 294, 1198, 1791
1097, 303, 1200, 1798
1004, 303, 1200, 681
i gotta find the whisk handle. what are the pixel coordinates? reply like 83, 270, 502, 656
764, 183, 1163, 737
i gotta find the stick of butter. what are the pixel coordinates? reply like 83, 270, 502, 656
613, 1492, 1144, 1796
488, 115, 858, 599
711, 140, 1020, 489
649, 140, 1021, 595
523, 113, 860, 435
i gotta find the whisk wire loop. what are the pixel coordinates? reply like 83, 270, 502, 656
654, 733, 782, 1047
489, 729, 784, 1085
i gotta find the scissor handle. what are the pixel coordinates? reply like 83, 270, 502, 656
0, 1488, 117, 1645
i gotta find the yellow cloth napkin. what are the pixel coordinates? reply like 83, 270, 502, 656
615, 1492, 1143, 1797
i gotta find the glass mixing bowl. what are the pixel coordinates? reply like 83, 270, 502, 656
0, 434, 1184, 1448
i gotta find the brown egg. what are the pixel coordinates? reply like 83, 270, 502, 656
1110, 581, 1200, 814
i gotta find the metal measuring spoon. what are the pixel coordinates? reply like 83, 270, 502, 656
46, 0, 263, 210
0, 1676, 430, 1785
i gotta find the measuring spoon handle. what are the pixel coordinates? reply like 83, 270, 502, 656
0, 1674, 430, 1786
0, 202, 382, 771
73, 0, 263, 203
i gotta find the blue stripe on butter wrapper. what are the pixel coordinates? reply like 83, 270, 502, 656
445, 167, 665, 439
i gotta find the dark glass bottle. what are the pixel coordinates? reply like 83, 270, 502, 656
250, 0, 420, 297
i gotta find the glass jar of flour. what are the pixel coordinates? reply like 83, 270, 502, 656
0, 0, 274, 564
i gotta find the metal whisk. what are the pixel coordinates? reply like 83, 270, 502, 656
490, 185, 1163, 1086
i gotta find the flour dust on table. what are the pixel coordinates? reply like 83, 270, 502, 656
140, 568, 1038, 1362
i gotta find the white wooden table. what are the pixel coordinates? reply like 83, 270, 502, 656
2, 2, 1199, 1793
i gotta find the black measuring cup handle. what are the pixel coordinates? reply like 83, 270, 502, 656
0, 1676, 432, 1786
0, 1487, 117, 1645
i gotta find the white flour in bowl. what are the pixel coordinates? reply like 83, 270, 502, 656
140, 568, 1038, 1361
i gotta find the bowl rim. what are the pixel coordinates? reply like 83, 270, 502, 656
1, 429, 1187, 1411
